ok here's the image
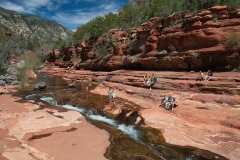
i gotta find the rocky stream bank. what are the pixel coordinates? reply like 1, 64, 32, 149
40, 66, 240, 160
1, 65, 240, 160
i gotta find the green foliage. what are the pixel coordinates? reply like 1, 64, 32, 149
72, 0, 240, 46
14, 53, 42, 86
93, 44, 108, 57
73, 13, 119, 43
226, 31, 239, 48
18, 75, 30, 87
170, 18, 184, 26
220, 0, 240, 10
70, 57, 82, 63
235, 66, 240, 72
212, 13, 218, 23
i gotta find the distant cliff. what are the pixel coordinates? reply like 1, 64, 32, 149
0, 7, 73, 41
50, 6, 240, 71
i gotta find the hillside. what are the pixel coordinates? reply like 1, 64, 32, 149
0, 7, 73, 41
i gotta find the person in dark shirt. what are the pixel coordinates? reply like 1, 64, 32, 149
204, 70, 213, 81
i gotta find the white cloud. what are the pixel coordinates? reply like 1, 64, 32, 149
0, 1, 27, 13
99, 2, 118, 10
0, 0, 53, 14
0, 0, 126, 30
53, 11, 96, 25
51, 1, 123, 30
21, 0, 50, 8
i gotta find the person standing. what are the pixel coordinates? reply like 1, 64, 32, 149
81, 79, 84, 86
108, 87, 113, 103
112, 87, 116, 103
86, 85, 88, 92
3, 84, 7, 94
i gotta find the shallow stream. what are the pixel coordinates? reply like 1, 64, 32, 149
14, 73, 227, 160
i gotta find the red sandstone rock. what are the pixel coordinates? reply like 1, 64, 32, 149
48, 6, 240, 71
197, 10, 212, 16
25, 70, 37, 79
2, 32, 12, 36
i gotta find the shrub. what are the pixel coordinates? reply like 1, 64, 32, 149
226, 31, 239, 48
70, 57, 82, 63
212, 13, 218, 23
235, 66, 240, 72
14, 53, 42, 86
93, 44, 108, 57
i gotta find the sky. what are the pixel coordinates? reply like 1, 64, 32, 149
0, 0, 129, 31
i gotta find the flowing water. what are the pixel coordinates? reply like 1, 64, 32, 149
14, 73, 227, 160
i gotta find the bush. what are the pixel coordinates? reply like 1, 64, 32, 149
14, 53, 42, 86
93, 44, 108, 57
235, 66, 240, 72
212, 13, 218, 23
226, 31, 239, 48
70, 57, 82, 63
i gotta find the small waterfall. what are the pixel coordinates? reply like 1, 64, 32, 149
41, 97, 58, 106
24, 93, 226, 160
40, 96, 141, 141
25, 94, 37, 99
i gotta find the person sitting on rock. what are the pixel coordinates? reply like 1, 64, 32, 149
196, 71, 204, 81
165, 96, 173, 110
160, 95, 168, 108
143, 74, 151, 84
204, 70, 213, 81
169, 98, 178, 110
150, 74, 157, 90
68, 80, 76, 88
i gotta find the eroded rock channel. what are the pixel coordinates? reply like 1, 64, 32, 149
15, 73, 228, 160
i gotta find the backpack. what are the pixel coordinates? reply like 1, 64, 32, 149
152, 77, 157, 83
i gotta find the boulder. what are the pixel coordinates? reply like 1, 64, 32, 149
0, 80, 6, 85
26, 70, 37, 79
67, 83, 76, 88
10, 80, 19, 85
34, 82, 47, 90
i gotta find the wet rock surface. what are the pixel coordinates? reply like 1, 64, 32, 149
34, 82, 47, 90
41, 66, 240, 160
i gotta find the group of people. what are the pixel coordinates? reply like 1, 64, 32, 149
143, 73, 157, 89
108, 87, 117, 103
160, 95, 178, 110
196, 70, 213, 81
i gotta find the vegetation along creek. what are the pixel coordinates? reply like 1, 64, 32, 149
12, 72, 228, 160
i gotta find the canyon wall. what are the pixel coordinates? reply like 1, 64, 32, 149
50, 6, 240, 71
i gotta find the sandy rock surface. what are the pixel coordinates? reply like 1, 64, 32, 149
41, 67, 240, 160
0, 85, 109, 160
1, 66, 240, 160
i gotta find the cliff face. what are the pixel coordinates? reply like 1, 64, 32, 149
0, 7, 73, 41
54, 6, 240, 71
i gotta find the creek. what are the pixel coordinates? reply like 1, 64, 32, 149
14, 72, 227, 160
